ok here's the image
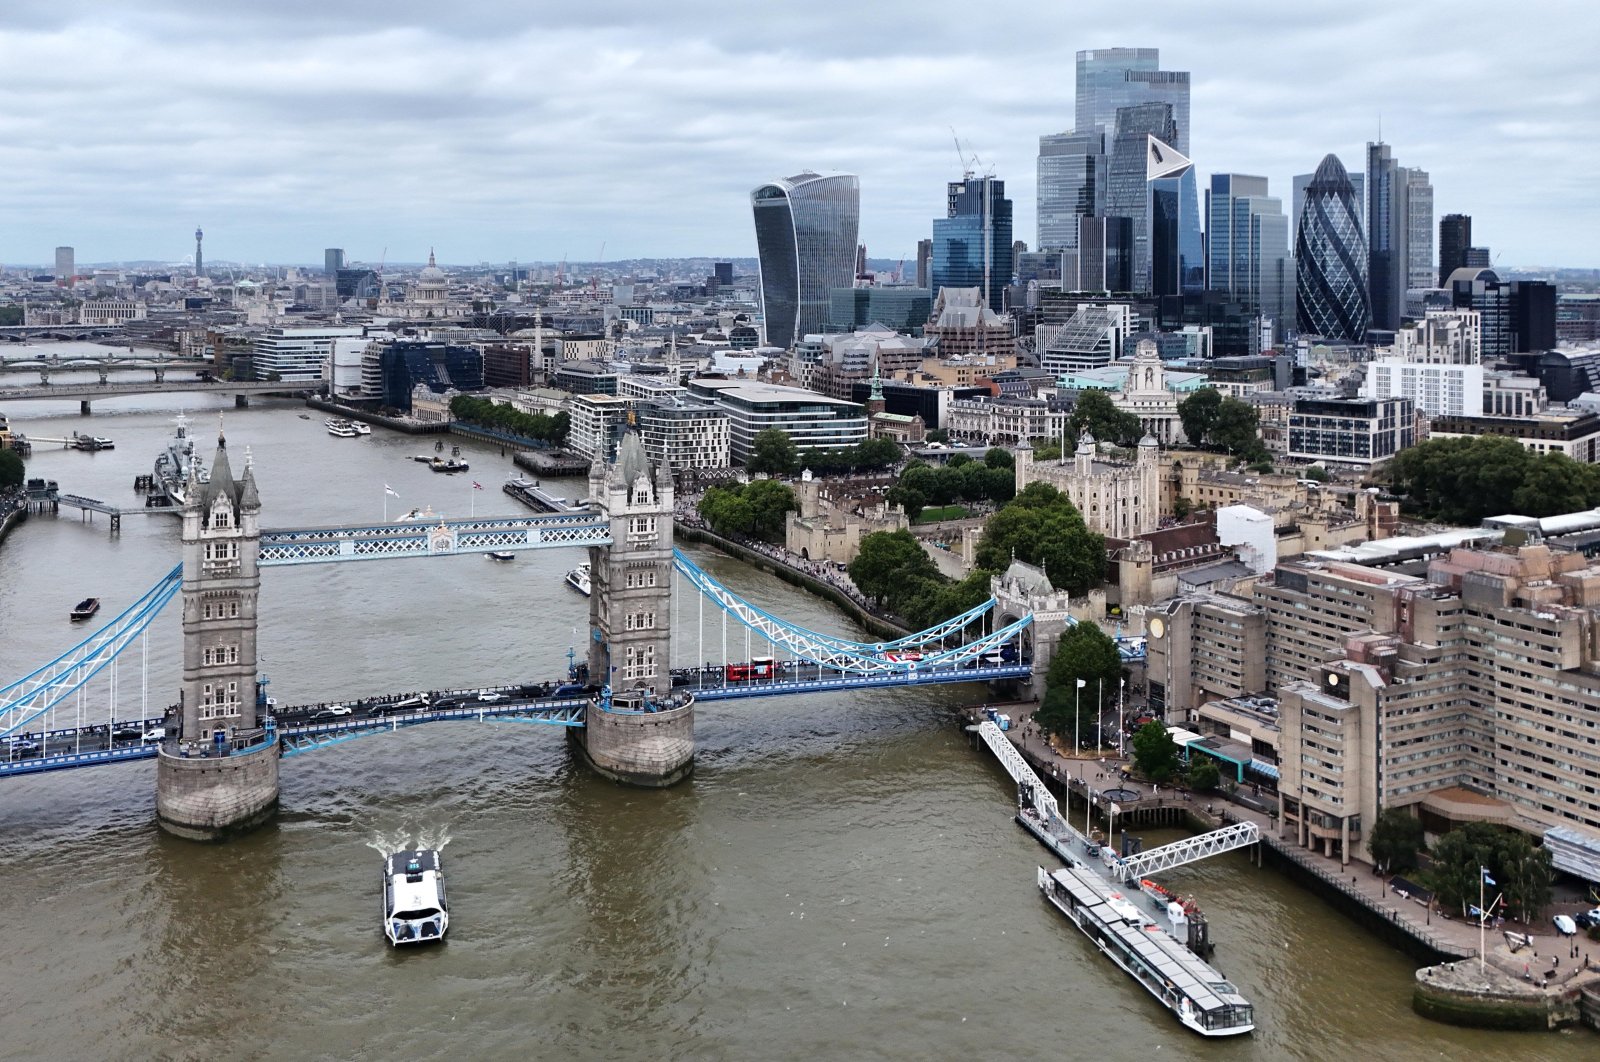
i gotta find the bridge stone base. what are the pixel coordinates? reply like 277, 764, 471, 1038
569, 694, 695, 788
155, 743, 280, 841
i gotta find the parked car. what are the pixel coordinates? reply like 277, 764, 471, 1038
1553, 914, 1578, 936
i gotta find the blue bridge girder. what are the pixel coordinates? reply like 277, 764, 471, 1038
258, 511, 612, 565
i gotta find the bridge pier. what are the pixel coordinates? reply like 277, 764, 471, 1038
568, 690, 695, 787
80, 400, 91, 416
155, 742, 280, 841
234, 394, 250, 408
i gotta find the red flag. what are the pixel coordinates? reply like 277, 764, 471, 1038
471, 481, 484, 490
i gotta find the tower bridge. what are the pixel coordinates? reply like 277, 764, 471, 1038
1, 427, 1137, 840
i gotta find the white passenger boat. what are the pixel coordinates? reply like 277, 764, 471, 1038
351, 422, 372, 435
326, 419, 359, 438
383, 849, 450, 946
564, 562, 591, 596
1037, 864, 1254, 1037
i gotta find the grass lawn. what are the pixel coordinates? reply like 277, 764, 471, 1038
914, 504, 970, 523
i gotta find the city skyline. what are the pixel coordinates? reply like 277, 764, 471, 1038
1, 1, 1594, 268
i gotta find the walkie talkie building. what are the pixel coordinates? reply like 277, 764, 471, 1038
751, 172, 859, 349
1295, 154, 1370, 342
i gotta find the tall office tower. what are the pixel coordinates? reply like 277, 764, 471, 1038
1072, 215, 1133, 292
1207, 174, 1291, 338
1146, 137, 1203, 301
1036, 130, 1107, 252
750, 172, 860, 348
325, 248, 346, 276
1438, 214, 1471, 286
1367, 142, 1399, 328
714, 262, 733, 286
914, 238, 932, 289
1296, 154, 1370, 341
1075, 48, 1190, 154
1402, 168, 1434, 296
54, 246, 74, 284
194, 227, 204, 276
855, 244, 868, 276
930, 175, 1013, 311
1293, 171, 1363, 246
1367, 144, 1432, 329
1105, 102, 1177, 294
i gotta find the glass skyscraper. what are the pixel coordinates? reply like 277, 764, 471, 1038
1075, 47, 1190, 154
1036, 130, 1106, 251
1147, 137, 1203, 301
1207, 174, 1291, 337
1296, 154, 1370, 342
751, 172, 860, 348
1104, 102, 1177, 295
1366, 143, 1432, 330
930, 175, 1013, 311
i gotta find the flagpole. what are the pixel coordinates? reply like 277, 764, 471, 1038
383, 484, 388, 523
1479, 869, 1486, 974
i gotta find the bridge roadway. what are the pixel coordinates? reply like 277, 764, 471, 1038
0, 660, 1032, 777
0, 379, 314, 402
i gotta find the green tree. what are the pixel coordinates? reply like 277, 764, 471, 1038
742, 479, 797, 541
1035, 681, 1098, 749
925, 428, 949, 444
984, 447, 1014, 470
1177, 387, 1222, 446
1131, 721, 1181, 783
0, 447, 24, 490
1185, 757, 1221, 793
973, 482, 1105, 595
1368, 806, 1426, 873
848, 530, 936, 606
1428, 821, 1553, 922
1302, 465, 1330, 483
1045, 622, 1123, 715
884, 483, 926, 520
855, 436, 903, 470
0, 305, 23, 326
748, 428, 799, 476
1210, 396, 1265, 458
1385, 435, 1600, 523
1069, 389, 1143, 446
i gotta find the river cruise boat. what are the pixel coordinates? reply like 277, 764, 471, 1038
70, 597, 101, 621
564, 562, 591, 596
351, 421, 371, 435
428, 456, 469, 474
1037, 864, 1254, 1037
383, 849, 449, 946
326, 419, 359, 438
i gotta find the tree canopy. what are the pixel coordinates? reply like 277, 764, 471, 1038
449, 395, 569, 446
1177, 387, 1265, 459
972, 482, 1105, 595
1384, 435, 1600, 524
1427, 821, 1552, 923
1070, 389, 1143, 446
1368, 806, 1426, 874
0, 447, 23, 491
1034, 622, 1123, 746
1184, 757, 1220, 792
886, 459, 1013, 519
1131, 721, 1181, 784
697, 480, 796, 543
747, 428, 800, 476
748, 429, 901, 477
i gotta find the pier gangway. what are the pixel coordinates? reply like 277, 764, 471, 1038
1107, 820, 1261, 883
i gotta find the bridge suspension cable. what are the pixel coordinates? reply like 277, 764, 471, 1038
672, 550, 1030, 674
0, 564, 182, 736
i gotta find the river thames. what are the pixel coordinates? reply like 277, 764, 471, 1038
0, 374, 1593, 1061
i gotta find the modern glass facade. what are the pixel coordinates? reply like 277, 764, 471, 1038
1366, 145, 1431, 330
930, 176, 1013, 311
1295, 154, 1370, 342
751, 172, 860, 349
1105, 103, 1177, 295
1438, 213, 1471, 287
1207, 174, 1291, 338
1149, 153, 1203, 301
1036, 130, 1105, 251
826, 287, 933, 334
1075, 48, 1189, 154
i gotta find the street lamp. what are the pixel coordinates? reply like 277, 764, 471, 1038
1118, 677, 1126, 758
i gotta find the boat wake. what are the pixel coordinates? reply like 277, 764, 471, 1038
365, 824, 453, 856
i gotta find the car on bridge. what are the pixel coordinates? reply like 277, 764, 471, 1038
4, 736, 40, 754
111, 723, 146, 740
476, 691, 507, 703
311, 705, 352, 720
140, 728, 166, 744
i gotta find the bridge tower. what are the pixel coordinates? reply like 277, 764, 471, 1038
571, 431, 694, 786
992, 559, 1078, 699
155, 429, 279, 840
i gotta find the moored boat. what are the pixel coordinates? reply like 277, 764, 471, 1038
382, 849, 449, 946
149, 413, 205, 507
70, 597, 101, 621
1037, 864, 1253, 1037
352, 421, 372, 435
487, 551, 515, 562
428, 457, 469, 473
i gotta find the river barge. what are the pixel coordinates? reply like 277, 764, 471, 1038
1037, 863, 1254, 1037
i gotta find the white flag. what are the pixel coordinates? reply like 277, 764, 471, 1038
384, 484, 399, 498
1109, 802, 1122, 816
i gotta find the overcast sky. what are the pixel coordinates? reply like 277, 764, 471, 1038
2, 1, 1594, 269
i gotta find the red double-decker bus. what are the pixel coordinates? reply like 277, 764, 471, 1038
725, 656, 775, 682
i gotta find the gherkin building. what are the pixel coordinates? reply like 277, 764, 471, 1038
1295, 154, 1370, 341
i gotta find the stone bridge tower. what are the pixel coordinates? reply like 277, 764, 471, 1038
571, 431, 694, 786
155, 430, 280, 840
991, 558, 1109, 699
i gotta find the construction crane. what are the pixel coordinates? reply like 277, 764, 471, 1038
950, 127, 973, 180
892, 258, 905, 284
